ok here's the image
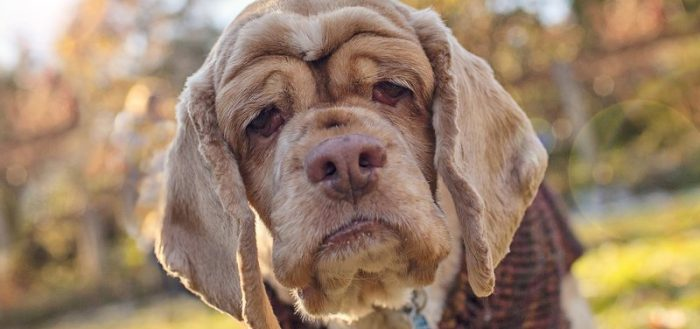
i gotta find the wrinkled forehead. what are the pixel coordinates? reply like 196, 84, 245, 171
210, 0, 421, 87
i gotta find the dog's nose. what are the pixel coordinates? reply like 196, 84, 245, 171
304, 134, 386, 201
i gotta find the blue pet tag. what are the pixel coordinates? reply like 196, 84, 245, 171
410, 309, 430, 329
406, 289, 429, 329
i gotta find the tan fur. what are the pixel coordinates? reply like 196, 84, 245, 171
156, 1, 552, 328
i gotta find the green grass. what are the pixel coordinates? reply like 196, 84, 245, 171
27, 295, 242, 329
573, 191, 700, 329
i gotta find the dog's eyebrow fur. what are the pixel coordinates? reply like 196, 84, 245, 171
215, 42, 434, 151
219, 6, 418, 87
216, 61, 307, 151
330, 35, 435, 106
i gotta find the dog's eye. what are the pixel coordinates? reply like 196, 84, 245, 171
372, 81, 410, 107
247, 106, 284, 138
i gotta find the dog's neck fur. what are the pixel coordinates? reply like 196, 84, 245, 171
257, 179, 463, 329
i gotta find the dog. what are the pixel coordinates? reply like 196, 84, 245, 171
155, 1, 594, 328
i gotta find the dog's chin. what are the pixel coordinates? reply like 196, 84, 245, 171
292, 218, 441, 319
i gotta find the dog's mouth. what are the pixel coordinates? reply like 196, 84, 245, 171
316, 217, 400, 257
321, 218, 388, 247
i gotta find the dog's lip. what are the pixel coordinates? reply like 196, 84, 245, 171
321, 217, 389, 248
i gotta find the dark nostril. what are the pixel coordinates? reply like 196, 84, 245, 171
324, 120, 344, 129
359, 145, 386, 169
358, 153, 370, 168
323, 162, 337, 177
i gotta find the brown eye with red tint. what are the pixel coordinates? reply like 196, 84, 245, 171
247, 106, 285, 138
372, 81, 410, 107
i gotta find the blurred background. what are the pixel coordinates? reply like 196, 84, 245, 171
0, 0, 698, 328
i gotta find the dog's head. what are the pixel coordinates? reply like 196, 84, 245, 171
155, 0, 547, 327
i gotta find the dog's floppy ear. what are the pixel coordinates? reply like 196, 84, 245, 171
410, 10, 548, 297
155, 65, 280, 329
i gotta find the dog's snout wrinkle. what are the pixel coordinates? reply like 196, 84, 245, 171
305, 134, 386, 201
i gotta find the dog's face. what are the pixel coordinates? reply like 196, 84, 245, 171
156, 0, 548, 327
231, 25, 449, 316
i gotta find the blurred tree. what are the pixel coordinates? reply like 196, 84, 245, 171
0, 0, 218, 314
0, 51, 81, 304
0, 206, 11, 304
